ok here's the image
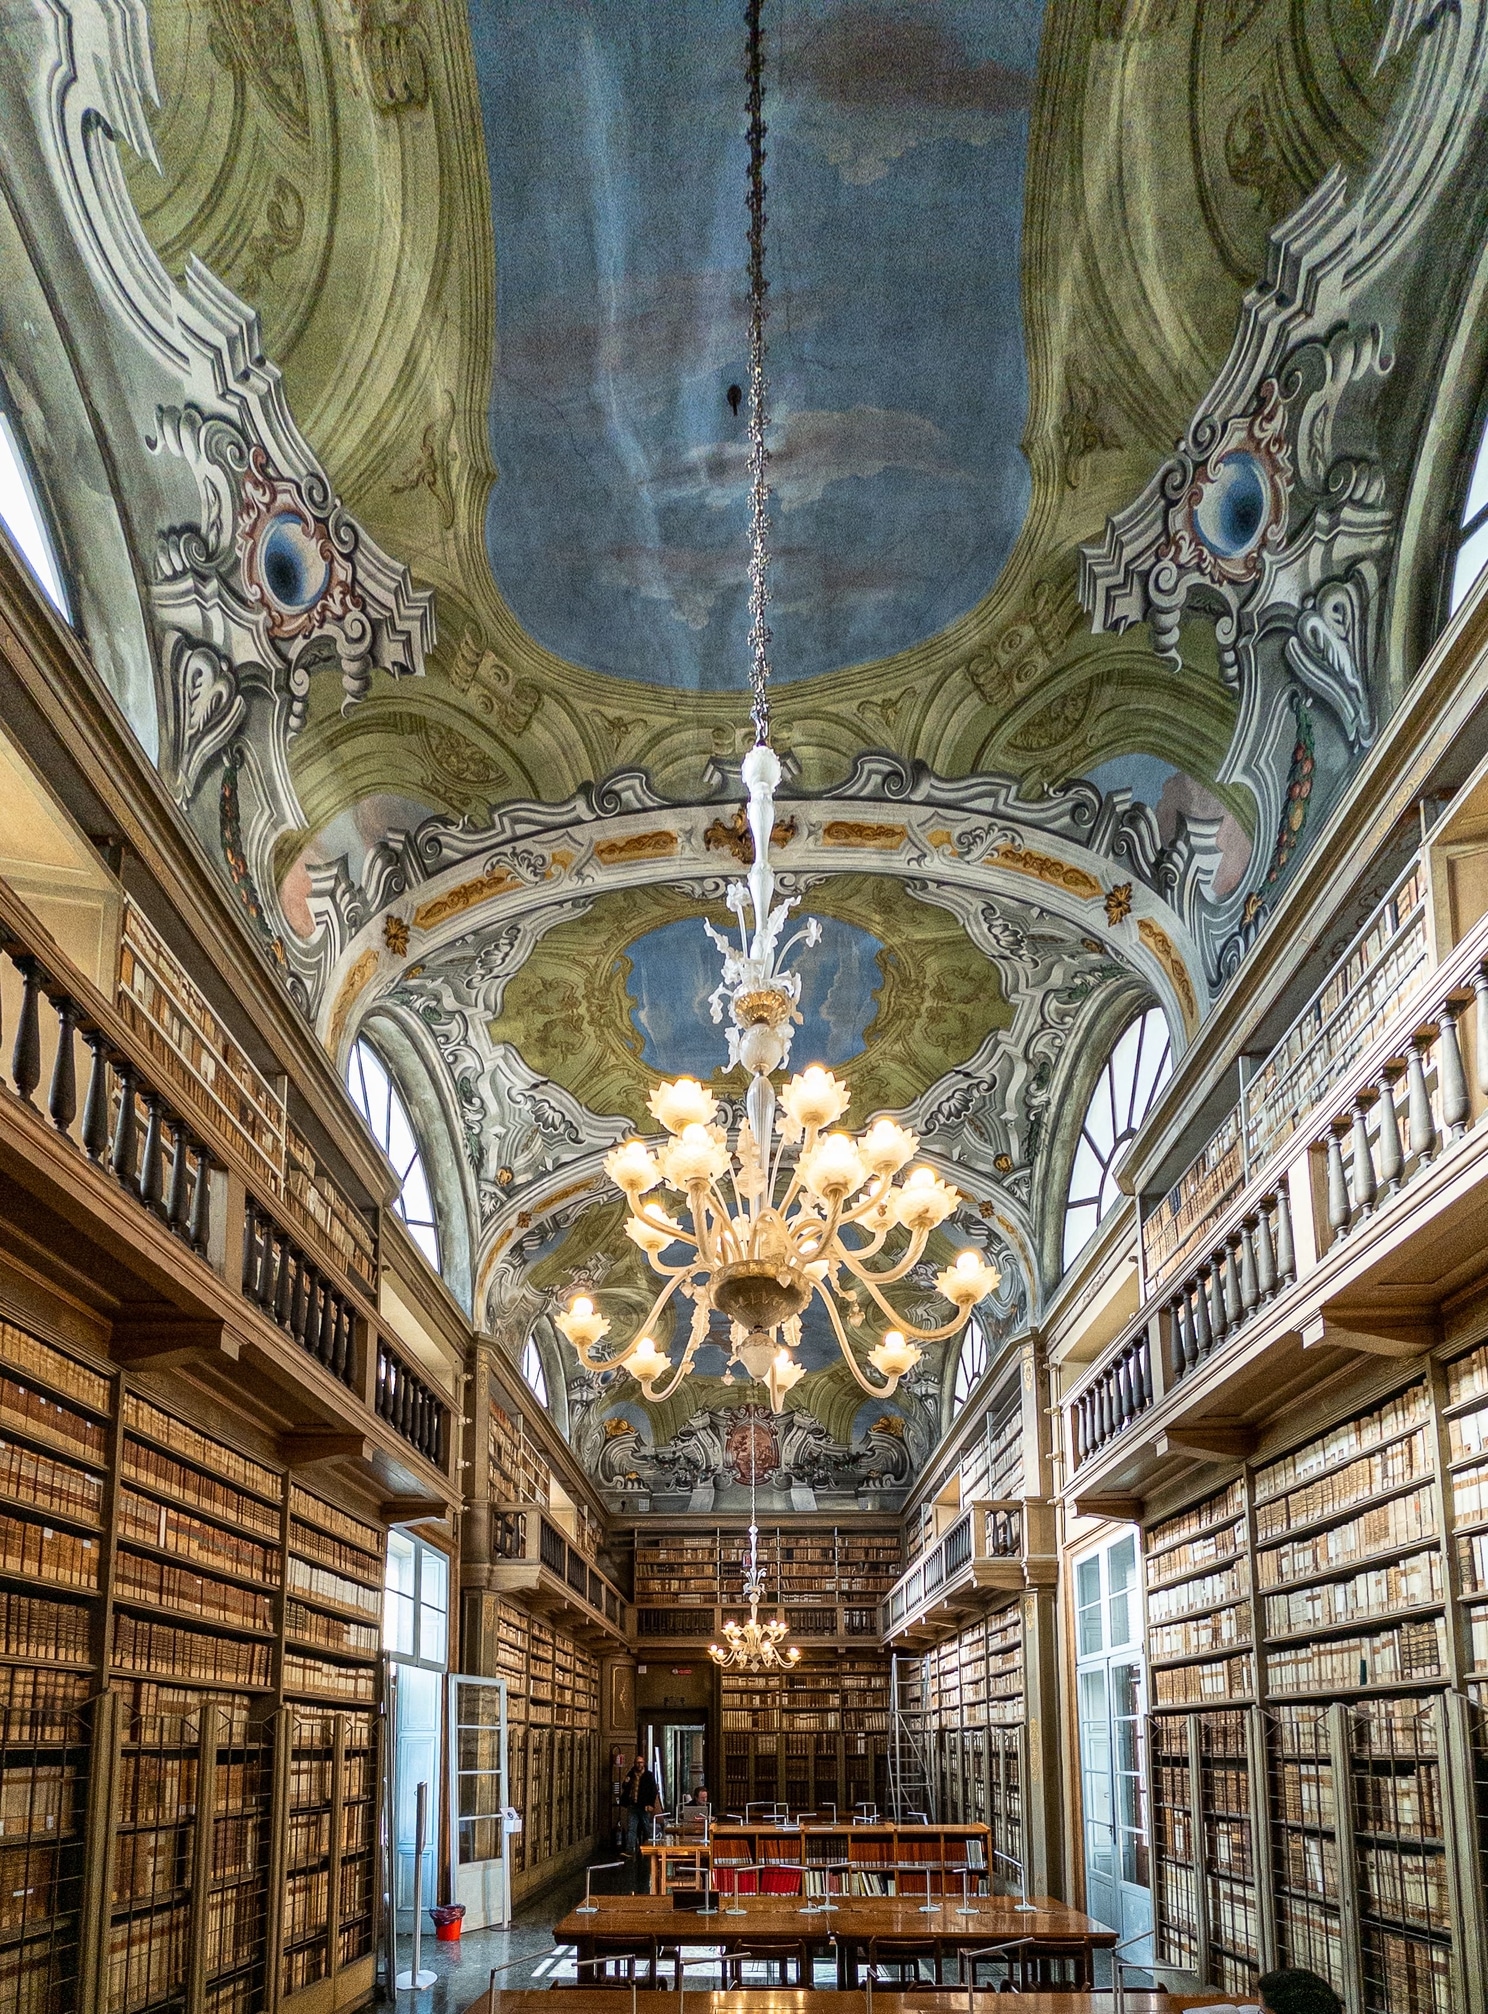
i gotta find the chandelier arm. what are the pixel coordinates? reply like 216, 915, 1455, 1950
849, 1271, 968, 1343
814, 1283, 902, 1397
834, 1228, 932, 1287
639, 1328, 706, 1404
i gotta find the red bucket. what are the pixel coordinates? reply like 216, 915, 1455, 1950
430, 1905, 465, 1943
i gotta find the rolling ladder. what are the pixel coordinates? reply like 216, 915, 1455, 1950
886, 1652, 935, 1820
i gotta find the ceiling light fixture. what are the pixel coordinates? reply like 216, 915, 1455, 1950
555, 0, 998, 1414
709, 1470, 800, 1672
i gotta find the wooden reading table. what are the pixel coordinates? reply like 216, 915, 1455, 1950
553, 1891, 1118, 1990
474, 1992, 1239, 2014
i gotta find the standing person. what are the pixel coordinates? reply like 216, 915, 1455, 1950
636, 1751, 662, 1848
619, 1757, 643, 1855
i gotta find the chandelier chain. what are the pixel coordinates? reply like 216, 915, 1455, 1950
745, 0, 772, 749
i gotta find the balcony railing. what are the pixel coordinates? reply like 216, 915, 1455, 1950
241, 1196, 358, 1391
487, 1505, 627, 1636
118, 900, 377, 1299
374, 1340, 446, 1467
1143, 860, 1430, 1289
1069, 902, 1488, 1476
881, 1498, 1053, 1642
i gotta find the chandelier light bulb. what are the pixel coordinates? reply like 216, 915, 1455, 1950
781, 1064, 850, 1131
801, 1131, 866, 1199
605, 1138, 659, 1195
556, 1295, 609, 1351
895, 1165, 958, 1231
939, 1248, 1001, 1307
868, 1329, 921, 1382
658, 1122, 730, 1187
862, 1117, 917, 1174
625, 1211, 682, 1258
648, 1077, 717, 1134
625, 1335, 670, 1386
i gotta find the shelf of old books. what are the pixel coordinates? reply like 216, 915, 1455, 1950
0, 1310, 396, 2014
719, 1654, 891, 1817
1141, 1367, 1488, 2014
501, 1612, 598, 1898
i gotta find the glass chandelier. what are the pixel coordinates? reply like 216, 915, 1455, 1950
709, 1477, 800, 1671
555, 0, 998, 1414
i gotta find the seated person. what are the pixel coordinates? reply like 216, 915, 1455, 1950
1258, 1968, 1343, 2014
679, 1785, 711, 1832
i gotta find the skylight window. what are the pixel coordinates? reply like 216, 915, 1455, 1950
521, 1337, 548, 1405
1063, 1005, 1172, 1270
0, 407, 69, 621
952, 1314, 989, 1413
346, 1038, 441, 1270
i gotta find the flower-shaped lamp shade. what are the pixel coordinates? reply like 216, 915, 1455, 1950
801, 1132, 867, 1199
895, 1166, 958, 1231
625, 1335, 670, 1386
605, 1139, 660, 1195
938, 1249, 1001, 1307
556, 1296, 609, 1351
648, 1077, 718, 1134
780, 1065, 850, 1131
861, 1118, 918, 1175
868, 1329, 921, 1381
658, 1123, 731, 1187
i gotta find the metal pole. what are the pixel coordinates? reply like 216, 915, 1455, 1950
396, 1781, 436, 1990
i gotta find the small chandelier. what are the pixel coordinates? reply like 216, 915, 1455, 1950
709, 1520, 800, 1672
554, 0, 999, 1413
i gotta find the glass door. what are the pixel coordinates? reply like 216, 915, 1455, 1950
1074, 1530, 1152, 1963
384, 1531, 451, 1925
448, 1675, 508, 1928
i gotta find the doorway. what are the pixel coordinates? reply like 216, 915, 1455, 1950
1074, 1529, 1152, 1962
644, 1720, 708, 1814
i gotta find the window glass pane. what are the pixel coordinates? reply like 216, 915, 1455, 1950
387, 1530, 417, 1599
420, 1545, 449, 1616
346, 1040, 440, 1272
1453, 518, 1488, 613
384, 1588, 415, 1656
1077, 1557, 1103, 1655
522, 1338, 549, 1404
1064, 1008, 1172, 1269
0, 412, 69, 619
1107, 1535, 1135, 1646
1464, 420, 1488, 528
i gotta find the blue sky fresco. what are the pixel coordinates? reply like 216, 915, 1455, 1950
468, 0, 1046, 688
624, 912, 884, 1078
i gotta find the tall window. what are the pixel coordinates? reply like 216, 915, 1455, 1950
0, 398, 69, 620
346, 1038, 440, 1269
521, 1335, 548, 1405
952, 1314, 989, 1412
384, 1528, 450, 1669
1451, 410, 1488, 615
1063, 1005, 1172, 1269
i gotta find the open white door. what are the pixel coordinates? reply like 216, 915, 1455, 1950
448, 1674, 508, 1929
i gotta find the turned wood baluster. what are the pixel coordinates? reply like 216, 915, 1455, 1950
1208, 1256, 1229, 1343
274, 1240, 294, 1329
290, 1256, 309, 1347
1438, 1000, 1470, 1137
1192, 1270, 1213, 1357
316, 1283, 336, 1366
1238, 1221, 1259, 1314
242, 1202, 260, 1295
1350, 1098, 1377, 1216
9, 955, 43, 1104
1255, 1197, 1277, 1300
332, 1300, 351, 1380
139, 1094, 165, 1213
165, 1124, 191, 1235
188, 1149, 211, 1255
1376, 1064, 1405, 1191
47, 995, 77, 1134
80, 1032, 111, 1163
1171, 1295, 1192, 1379
1221, 1241, 1242, 1326
1406, 1034, 1437, 1164
110, 1064, 139, 1191
1136, 1336, 1152, 1408
1325, 1122, 1352, 1237
256, 1222, 278, 1308
1274, 1179, 1297, 1284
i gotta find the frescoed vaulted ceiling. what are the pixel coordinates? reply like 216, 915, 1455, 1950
39, 0, 1482, 1495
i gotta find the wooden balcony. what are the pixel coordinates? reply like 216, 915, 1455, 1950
880, 1500, 1057, 1648
1065, 887, 1488, 1509
480, 1505, 629, 1646
0, 875, 455, 1511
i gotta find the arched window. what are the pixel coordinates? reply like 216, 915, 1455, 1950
952, 1314, 989, 1413
0, 396, 69, 621
1450, 410, 1488, 615
521, 1336, 548, 1406
346, 1038, 441, 1270
1063, 1005, 1172, 1269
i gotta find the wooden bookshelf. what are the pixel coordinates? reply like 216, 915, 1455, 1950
493, 1600, 600, 1900
719, 1653, 891, 1818
0, 1310, 392, 2014
1142, 1361, 1488, 2012
634, 1526, 900, 1644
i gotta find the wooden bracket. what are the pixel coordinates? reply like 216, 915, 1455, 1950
1070, 1492, 1142, 1522
110, 1313, 240, 1370
278, 1430, 374, 1468
1302, 1312, 1436, 1359
1156, 1421, 1258, 1460
380, 1498, 452, 1527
